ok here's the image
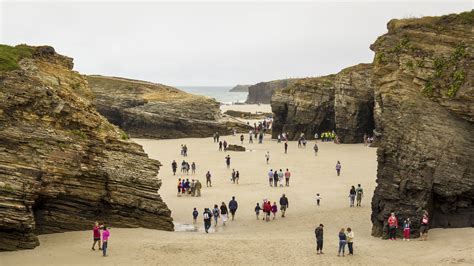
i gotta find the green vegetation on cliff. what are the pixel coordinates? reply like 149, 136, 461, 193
0, 44, 34, 71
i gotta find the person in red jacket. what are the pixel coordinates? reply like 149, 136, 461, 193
263, 200, 272, 222
388, 212, 398, 240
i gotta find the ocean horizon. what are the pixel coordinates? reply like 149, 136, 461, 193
176, 86, 248, 104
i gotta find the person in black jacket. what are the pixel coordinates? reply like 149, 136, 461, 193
279, 194, 289, 217
315, 224, 324, 254
203, 208, 212, 233
229, 196, 238, 221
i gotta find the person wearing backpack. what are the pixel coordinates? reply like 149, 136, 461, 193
212, 204, 220, 227
203, 208, 212, 233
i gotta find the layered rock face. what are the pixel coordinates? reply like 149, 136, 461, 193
0, 45, 173, 251
88, 75, 249, 139
246, 79, 297, 104
271, 76, 336, 140
271, 64, 374, 142
370, 11, 474, 237
334, 64, 374, 143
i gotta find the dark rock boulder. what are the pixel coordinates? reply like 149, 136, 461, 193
370, 11, 474, 238
225, 144, 246, 152
0, 45, 173, 251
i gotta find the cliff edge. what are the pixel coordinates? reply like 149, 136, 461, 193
0, 45, 173, 251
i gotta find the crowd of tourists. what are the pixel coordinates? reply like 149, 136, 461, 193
267, 168, 291, 187
193, 196, 239, 233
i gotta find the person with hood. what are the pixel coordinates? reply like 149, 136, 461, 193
279, 194, 289, 218
229, 196, 238, 221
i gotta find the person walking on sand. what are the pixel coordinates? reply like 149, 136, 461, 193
102, 226, 110, 257
284, 141, 288, 154
271, 202, 278, 220
273, 170, 279, 187
263, 200, 272, 221
279, 194, 289, 217
171, 160, 177, 175
338, 228, 346, 257
335, 161, 342, 176
195, 180, 202, 197
316, 193, 322, 206
203, 208, 212, 233
92, 221, 102, 251
249, 133, 253, 144
403, 218, 411, 241
388, 212, 398, 240
349, 186, 356, 207
191, 162, 196, 174
315, 224, 324, 254
235, 171, 240, 184
231, 169, 236, 183
218, 141, 223, 151
346, 228, 354, 255
220, 202, 228, 226
225, 155, 231, 169
355, 184, 364, 207
255, 203, 261, 220
313, 143, 318, 156
419, 211, 429, 241
284, 169, 291, 186
206, 171, 212, 187
278, 169, 284, 187
268, 169, 274, 187
265, 151, 270, 164
192, 208, 198, 224
223, 140, 228, 150
229, 196, 238, 221
212, 204, 220, 227
240, 134, 244, 144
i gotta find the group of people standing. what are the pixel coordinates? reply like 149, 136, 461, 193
177, 178, 202, 197
91, 222, 110, 257
348, 184, 364, 207
387, 210, 430, 241
314, 224, 355, 257
194, 196, 239, 233
267, 168, 291, 187
171, 160, 196, 175
255, 194, 289, 221
180, 144, 189, 156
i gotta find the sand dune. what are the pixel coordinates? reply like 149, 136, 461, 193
1, 132, 473, 265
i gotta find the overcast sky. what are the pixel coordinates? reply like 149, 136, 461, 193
1, 1, 471, 86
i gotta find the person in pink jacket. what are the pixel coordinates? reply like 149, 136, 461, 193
102, 226, 110, 257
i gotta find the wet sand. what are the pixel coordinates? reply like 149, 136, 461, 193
1, 116, 473, 265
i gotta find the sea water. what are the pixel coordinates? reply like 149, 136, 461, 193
177, 86, 248, 104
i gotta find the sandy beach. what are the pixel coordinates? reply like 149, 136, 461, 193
1, 105, 473, 265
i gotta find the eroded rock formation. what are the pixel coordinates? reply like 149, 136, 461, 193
0, 45, 173, 251
271, 64, 374, 142
229, 84, 250, 92
370, 11, 474, 237
246, 79, 298, 104
87, 75, 250, 139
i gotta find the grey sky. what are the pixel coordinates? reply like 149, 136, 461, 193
1, 1, 471, 86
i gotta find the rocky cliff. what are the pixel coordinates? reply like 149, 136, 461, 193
88, 75, 250, 139
0, 45, 173, 251
271, 64, 374, 142
370, 11, 474, 237
229, 84, 250, 92
246, 79, 298, 104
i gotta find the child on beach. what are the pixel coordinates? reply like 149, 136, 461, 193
192, 208, 198, 224
316, 194, 322, 206
403, 218, 411, 241
271, 202, 278, 220
336, 161, 342, 176
255, 203, 261, 220
213, 204, 220, 227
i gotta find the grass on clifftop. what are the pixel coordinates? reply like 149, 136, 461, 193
0, 44, 34, 71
